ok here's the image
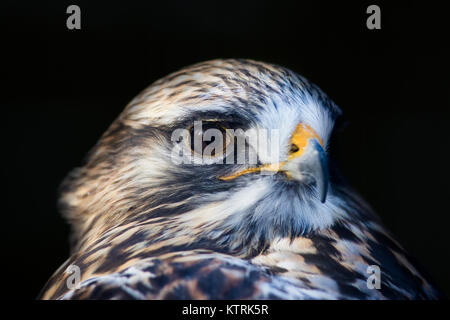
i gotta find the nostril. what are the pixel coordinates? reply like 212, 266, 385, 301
289, 144, 300, 153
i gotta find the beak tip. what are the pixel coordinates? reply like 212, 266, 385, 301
307, 139, 330, 204
320, 185, 328, 203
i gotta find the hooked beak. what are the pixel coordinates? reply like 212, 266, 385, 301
219, 123, 329, 203
282, 138, 329, 202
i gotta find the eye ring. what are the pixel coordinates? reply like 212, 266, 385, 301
186, 121, 234, 158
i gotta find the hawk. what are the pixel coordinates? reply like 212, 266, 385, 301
40, 59, 443, 299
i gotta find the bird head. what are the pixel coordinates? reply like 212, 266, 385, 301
61, 59, 350, 257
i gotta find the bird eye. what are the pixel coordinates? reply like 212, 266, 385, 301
188, 121, 232, 157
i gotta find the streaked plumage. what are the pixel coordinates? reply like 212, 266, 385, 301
40, 59, 443, 299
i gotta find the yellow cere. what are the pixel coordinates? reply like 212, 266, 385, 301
288, 124, 323, 160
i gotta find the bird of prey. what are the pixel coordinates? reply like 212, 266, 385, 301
40, 59, 443, 300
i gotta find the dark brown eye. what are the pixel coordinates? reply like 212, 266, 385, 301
188, 122, 231, 157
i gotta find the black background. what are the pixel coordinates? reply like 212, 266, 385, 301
2, 1, 449, 299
